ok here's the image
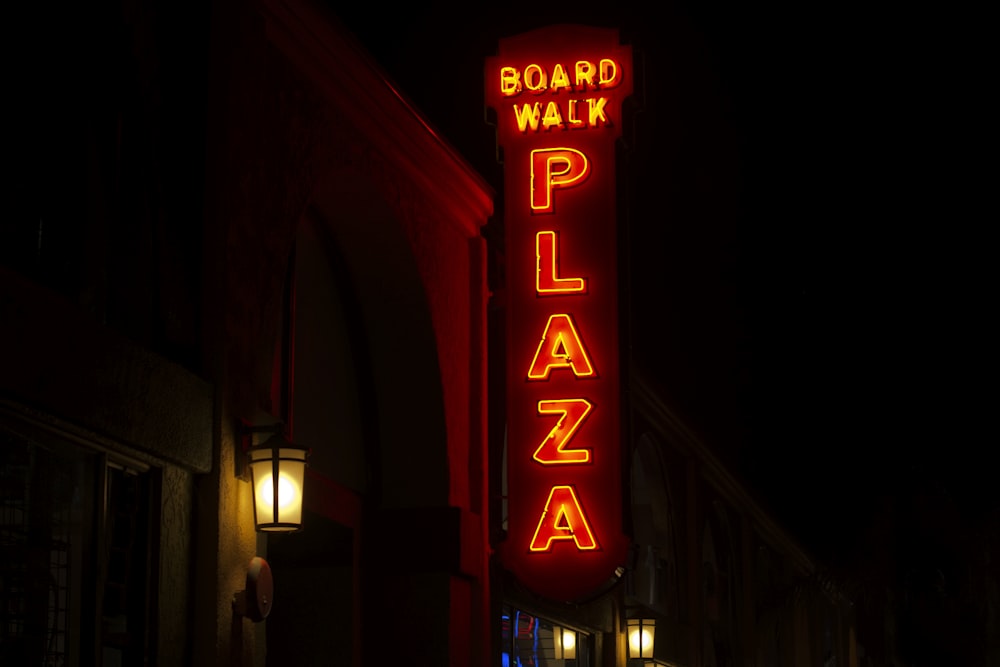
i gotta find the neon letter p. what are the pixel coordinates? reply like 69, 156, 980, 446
530, 148, 590, 214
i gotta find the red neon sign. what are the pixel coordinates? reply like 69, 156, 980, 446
486, 25, 632, 602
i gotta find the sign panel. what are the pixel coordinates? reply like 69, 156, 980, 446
486, 25, 632, 602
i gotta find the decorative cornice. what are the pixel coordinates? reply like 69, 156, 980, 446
261, 0, 494, 237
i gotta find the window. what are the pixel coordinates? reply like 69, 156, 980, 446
0, 421, 155, 666
500, 604, 592, 667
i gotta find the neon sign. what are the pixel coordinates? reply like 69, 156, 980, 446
486, 25, 632, 602
501, 60, 623, 132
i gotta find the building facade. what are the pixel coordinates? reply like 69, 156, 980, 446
4, 0, 493, 664
8, 1, 979, 666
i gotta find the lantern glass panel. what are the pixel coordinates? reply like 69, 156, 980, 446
627, 618, 655, 659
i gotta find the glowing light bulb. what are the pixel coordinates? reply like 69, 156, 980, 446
257, 473, 298, 510
628, 627, 653, 658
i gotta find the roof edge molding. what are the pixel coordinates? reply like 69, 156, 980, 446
262, 0, 494, 237
630, 371, 816, 576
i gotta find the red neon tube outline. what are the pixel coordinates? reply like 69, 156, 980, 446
536, 231, 586, 294
529, 485, 598, 552
526, 313, 595, 380
533, 398, 593, 465
530, 148, 590, 214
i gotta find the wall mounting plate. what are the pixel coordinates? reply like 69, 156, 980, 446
233, 555, 273, 622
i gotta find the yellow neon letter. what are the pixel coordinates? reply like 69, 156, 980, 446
588, 98, 609, 126
514, 103, 542, 132
524, 63, 547, 92
598, 58, 621, 87
575, 60, 596, 88
567, 99, 584, 127
550, 63, 571, 92
542, 101, 564, 129
527, 313, 595, 380
530, 147, 590, 213
533, 398, 593, 465
536, 231, 585, 294
529, 485, 598, 551
500, 66, 521, 96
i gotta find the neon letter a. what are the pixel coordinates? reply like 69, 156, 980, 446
529, 485, 598, 551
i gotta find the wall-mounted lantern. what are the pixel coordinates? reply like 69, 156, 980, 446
239, 422, 309, 532
627, 617, 655, 660
553, 625, 577, 660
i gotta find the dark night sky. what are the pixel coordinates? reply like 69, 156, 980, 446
332, 2, 993, 562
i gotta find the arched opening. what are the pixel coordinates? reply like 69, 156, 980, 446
630, 433, 681, 617
264, 167, 453, 665
702, 501, 739, 667
309, 170, 449, 508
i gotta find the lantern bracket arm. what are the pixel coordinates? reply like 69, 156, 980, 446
237, 420, 286, 448
235, 419, 287, 480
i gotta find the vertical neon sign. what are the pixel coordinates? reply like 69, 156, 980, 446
486, 25, 632, 602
